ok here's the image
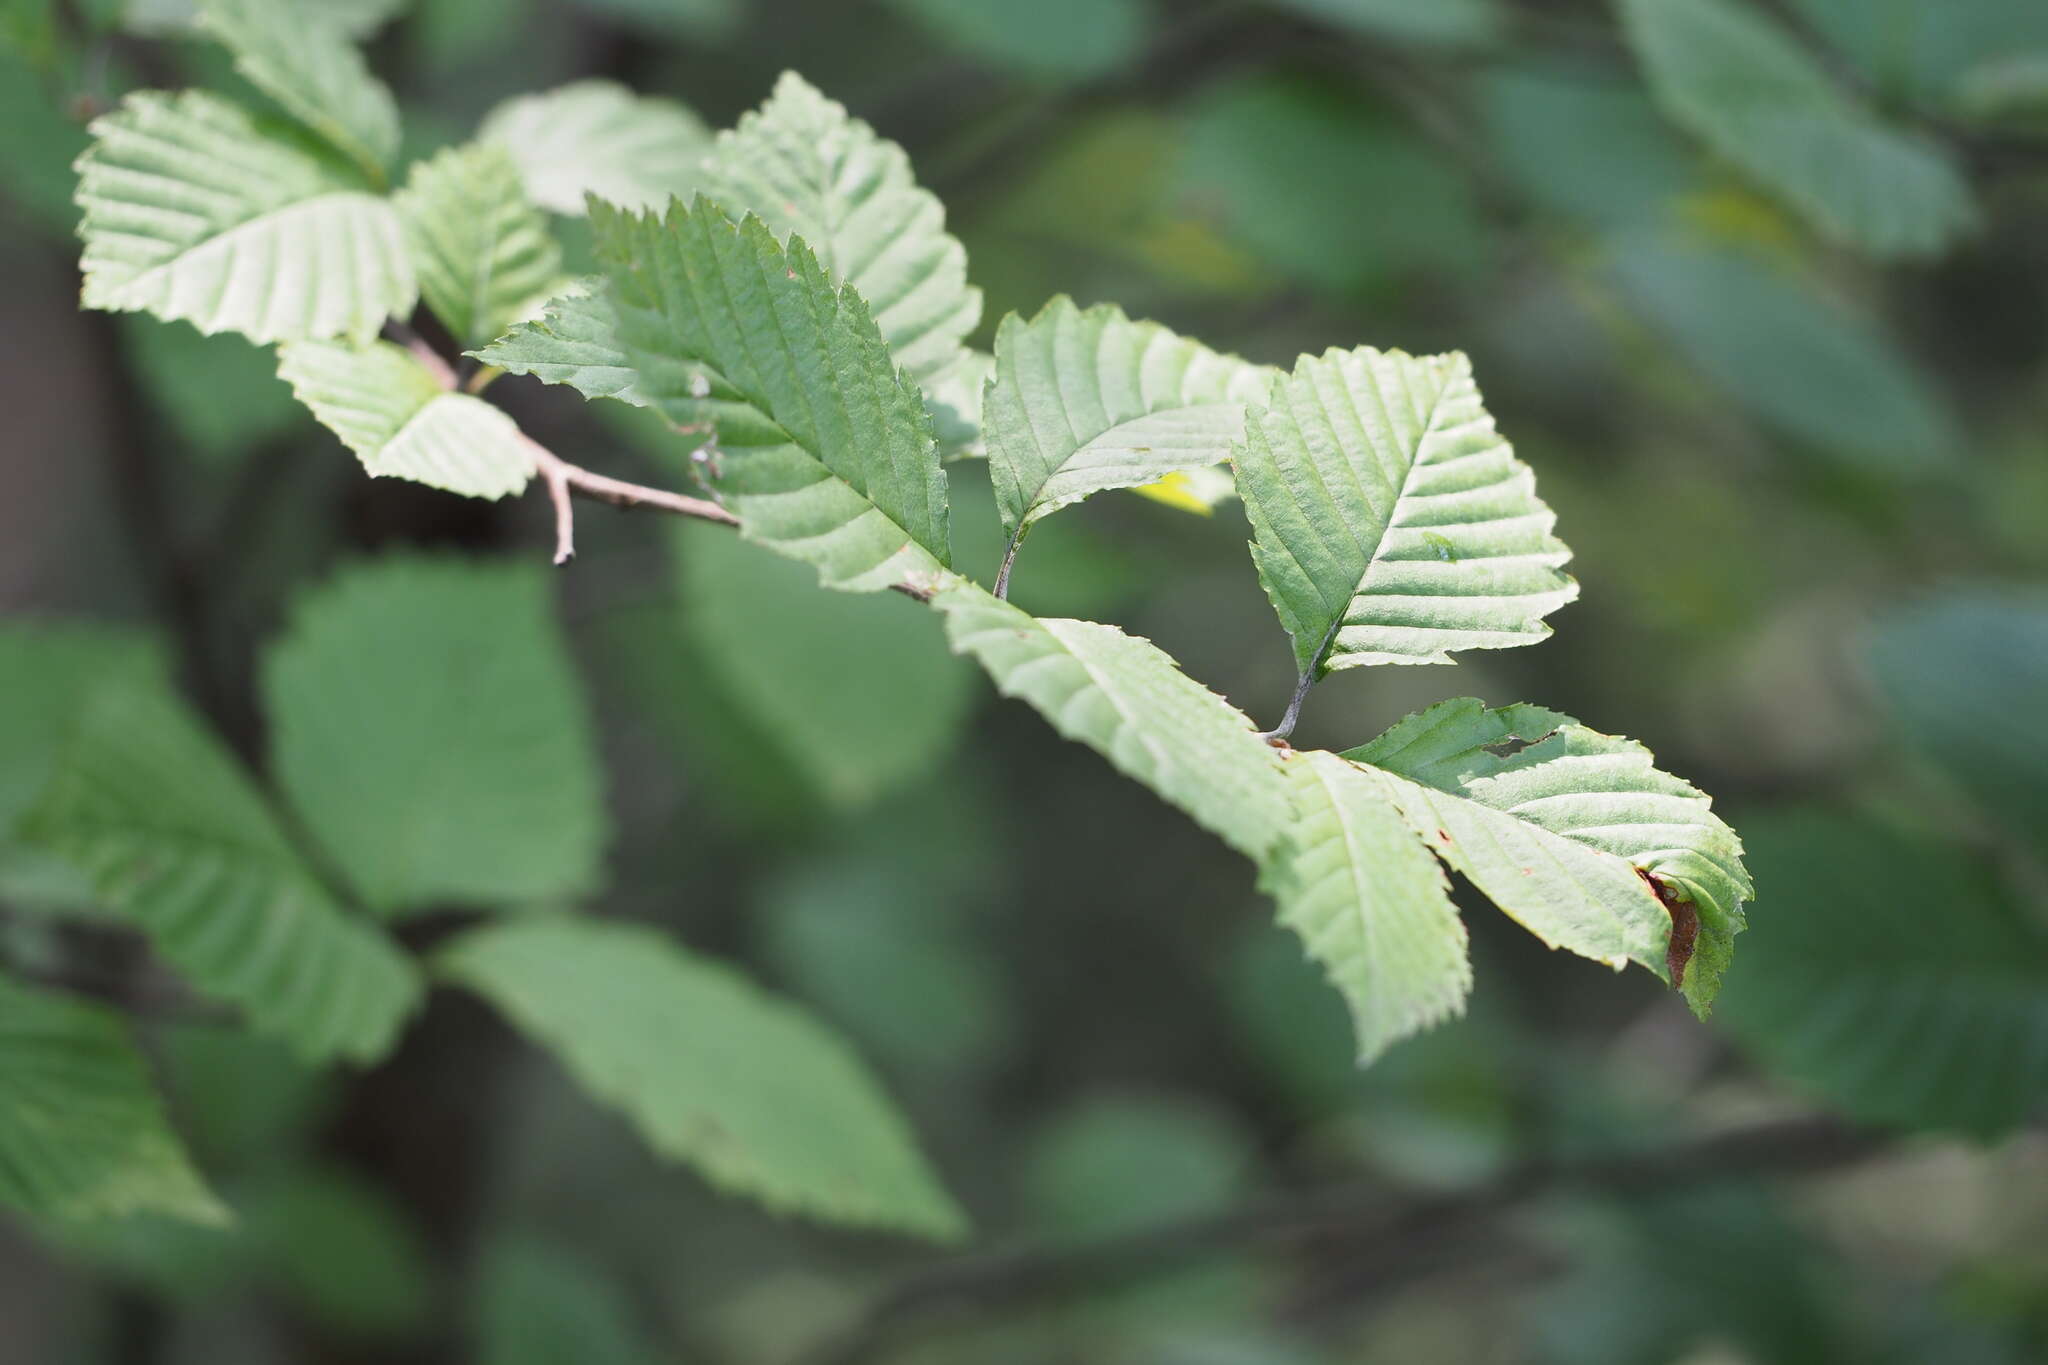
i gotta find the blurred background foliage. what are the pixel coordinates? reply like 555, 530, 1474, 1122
3, 0, 2047, 1362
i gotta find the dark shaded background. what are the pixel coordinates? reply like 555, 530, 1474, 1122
3, 0, 2046, 1362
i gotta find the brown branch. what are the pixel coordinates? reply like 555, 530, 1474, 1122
517, 434, 739, 564
801, 1113, 1894, 1365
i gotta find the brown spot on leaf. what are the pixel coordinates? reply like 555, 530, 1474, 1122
1638, 868, 1699, 989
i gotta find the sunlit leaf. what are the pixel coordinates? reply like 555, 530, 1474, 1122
396, 141, 564, 349
478, 79, 712, 216
197, 0, 401, 182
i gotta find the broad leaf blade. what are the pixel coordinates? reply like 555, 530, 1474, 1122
702, 72, 979, 386
1263, 751, 1470, 1064
0, 974, 230, 1227
1352, 698, 1752, 1011
479, 80, 712, 216
198, 0, 400, 182
1619, 0, 1975, 259
437, 916, 964, 1239
588, 197, 950, 591
1237, 346, 1577, 675
933, 580, 1290, 859
75, 91, 415, 344
278, 340, 535, 498
473, 284, 647, 406
21, 680, 423, 1063
396, 141, 564, 350
263, 557, 608, 916
984, 295, 1275, 540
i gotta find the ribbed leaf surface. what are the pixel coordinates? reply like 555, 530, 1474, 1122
1619, 0, 1975, 259
473, 284, 647, 405
75, 91, 414, 343
21, 681, 422, 1063
198, 0, 400, 182
1238, 346, 1577, 675
0, 974, 229, 1227
702, 72, 979, 385
437, 917, 965, 1239
479, 80, 712, 215
589, 197, 950, 591
1263, 751, 1470, 1063
1716, 811, 2048, 1136
985, 296, 1275, 541
278, 340, 535, 498
1351, 698, 1751, 1012
934, 580, 1290, 859
263, 557, 608, 916
397, 142, 564, 349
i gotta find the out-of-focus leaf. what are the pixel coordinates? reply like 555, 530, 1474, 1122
128, 0, 405, 36
253, 1163, 433, 1337
278, 340, 536, 497
879, 0, 1147, 81
1021, 1094, 1252, 1238
437, 916, 966, 1239
478, 80, 712, 216
701, 71, 980, 387
471, 1234, 663, 1365
22, 679, 423, 1063
675, 523, 975, 810
162, 1023, 328, 1169
263, 556, 607, 915
1865, 589, 2048, 863
1236, 346, 1577, 676
1268, 0, 1500, 48
1608, 236, 1958, 474
396, 141, 564, 349
1784, 0, 2048, 108
0, 45, 88, 232
197, 0, 400, 182
562, 0, 737, 39
119, 319, 304, 466
1179, 75, 1486, 293
1351, 698, 1752, 1013
1619, 0, 1975, 258
1714, 810, 2048, 1136
75, 91, 415, 343
1479, 68, 1696, 227
0, 974, 229, 1227
1956, 53, 2048, 126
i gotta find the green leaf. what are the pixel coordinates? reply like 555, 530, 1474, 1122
472, 283, 646, 405
478, 79, 712, 216
1784, 0, 2048, 108
278, 339, 535, 498
436, 916, 964, 1239
933, 579, 1291, 860
1350, 698, 1751, 1012
585, 196, 950, 591
675, 524, 975, 809
701, 72, 979, 386
1267, 0, 1501, 48
983, 295, 1275, 550
1865, 588, 2048, 864
263, 556, 608, 916
128, 0, 406, 37
1714, 810, 2048, 1136
1618, 0, 1976, 259
21, 678, 422, 1062
197, 0, 400, 182
252, 1163, 433, 1336
75, 91, 415, 343
396, 141, 564, 350
1020, 1095, 1251, 1240
118, 318, 305, 467
1236, 346, 1577, 679
472, 1235, 663, 1365
878, 0, 1147, 82
0, 973, 229, 1227
1262, 751, 1470, 1064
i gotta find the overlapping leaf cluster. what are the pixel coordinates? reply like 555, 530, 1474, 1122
19, 0, 1754, 1248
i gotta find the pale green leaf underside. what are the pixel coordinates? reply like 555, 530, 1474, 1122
75, 91, 414, 344
934, 580, 1290, 859
1619, 0, 1975, 259
589, 197, 950, 591
478, 79, 713, 216
1238, 346, 1577, 675
263, 558, 609, 917
473, 283, 647, 405
985, 295, 1277, 539
0, 974, 230, 1228
702, 71, 979, 386
437, 916, 965, 1239
279, 340, 535, 498
198, 0, 400, 181
396, 141, 564, 349
22, 681, 422, 1063
1263, 751, 1470, 1063
1351, 698, 1751, 1011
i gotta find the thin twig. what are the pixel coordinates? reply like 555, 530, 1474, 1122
515, 434, 739, 564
